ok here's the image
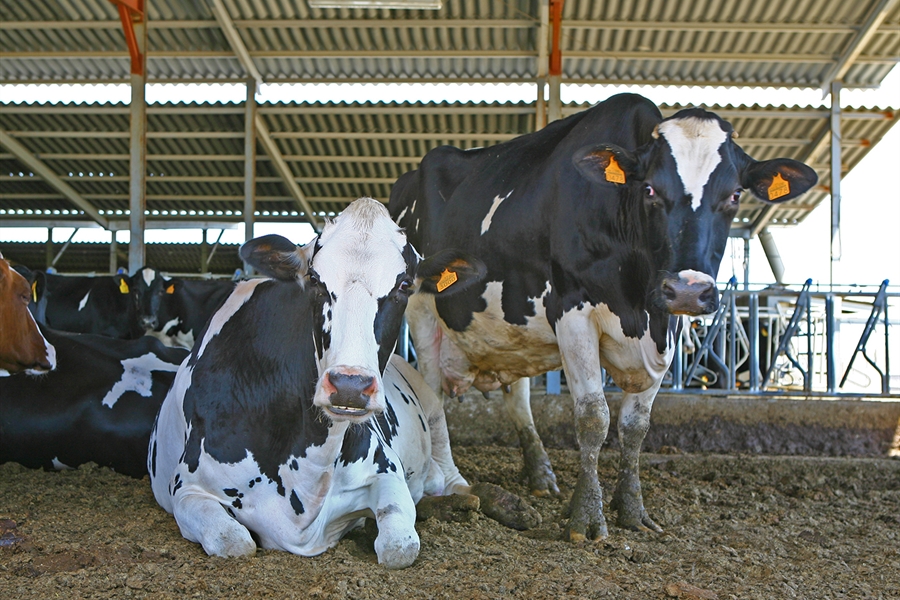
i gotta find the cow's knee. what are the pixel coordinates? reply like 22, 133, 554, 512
174, 494, 256, 558
374, 503, 420, 569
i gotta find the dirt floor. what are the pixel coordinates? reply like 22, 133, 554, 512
1, 446, 898, 600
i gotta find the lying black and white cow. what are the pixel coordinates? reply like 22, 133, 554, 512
22, 268, 143, 339
132, 268, 236, 349
389, 93, 817, 541
0, 326, 188, 477
149, 198, 530, 568
0, 253, 56, 376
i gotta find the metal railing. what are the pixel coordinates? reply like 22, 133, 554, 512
666, 278, 896, 397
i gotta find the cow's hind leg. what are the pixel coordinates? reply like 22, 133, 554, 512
610, 384, 663, 533
173, 493, 256, 557
502, 377, 559, 495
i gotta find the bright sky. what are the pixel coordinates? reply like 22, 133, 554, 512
1, 68, 898, 288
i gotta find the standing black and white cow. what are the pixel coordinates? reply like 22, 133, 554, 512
389, 93, 818, 541
149, 198, 529, 568
24, 269, 143, 339
132, 267, 236, 349
0, 326, 188, 477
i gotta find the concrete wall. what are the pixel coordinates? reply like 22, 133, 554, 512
443, 390, 900, 457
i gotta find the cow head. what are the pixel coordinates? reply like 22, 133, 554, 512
240, 197, 485, 423
574, 108, 817, 315
0, 253, 56, 375
132, 266, 175, 332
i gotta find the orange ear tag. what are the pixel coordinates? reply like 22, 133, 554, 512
436, 269, 458, 293
166, 284, 175, 294
32, 281, 38, 302
119, 279, 130, 294
604, 155, 626, 184
768, 172, 790, 201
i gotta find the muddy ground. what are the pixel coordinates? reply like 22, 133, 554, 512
1, 446, 898, 600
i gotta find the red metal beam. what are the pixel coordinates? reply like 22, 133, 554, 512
109, 0, 145, 76
549, 0, 564, 77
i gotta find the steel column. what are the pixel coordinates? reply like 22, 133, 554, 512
547, 0, 564, 123
243, 79, 258, 273
830, 82, 842, 285
535, 0, 549, 130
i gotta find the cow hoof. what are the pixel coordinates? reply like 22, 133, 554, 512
470, 482, 542, 530
202, 533, 257, 558
416, 493, 480, 523
375, 532, 420, 569
618, 511, 663, 534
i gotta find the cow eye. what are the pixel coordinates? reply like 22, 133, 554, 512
644, 184, 655, 197
731, 190, 742, 204
397, 278, 413, 295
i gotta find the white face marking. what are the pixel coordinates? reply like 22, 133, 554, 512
52, 457, 74, 471
142, 268, 156, 287
0, 369, 9, 377
658, 117, 727, 211
480, 190, 513, 235
310, 198, 408, 413
101, 352, 182, 408
77, 290, 91, 311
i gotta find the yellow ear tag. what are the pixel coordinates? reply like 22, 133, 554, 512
166, 284, 175, 294
119, 279, 130, 294
436, 268, 458, 293
31, 281, 38, 302
604, 155, 626, 184
768, 172, 790, 201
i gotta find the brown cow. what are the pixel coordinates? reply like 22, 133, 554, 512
0, 252, 56, 375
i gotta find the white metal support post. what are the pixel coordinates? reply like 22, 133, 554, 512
830, 81, 842, 285
243, 78, 257, 274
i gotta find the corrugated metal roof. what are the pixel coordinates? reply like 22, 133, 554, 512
0, 240, 244, 276
1, 99, 897, 234
1, 0, 897, 88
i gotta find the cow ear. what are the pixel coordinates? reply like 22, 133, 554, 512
240, 234, 310, 281
573, 144, 641, 185
742, 158, 818, 204
32, 271, 46, 302
416, 249, 486, 296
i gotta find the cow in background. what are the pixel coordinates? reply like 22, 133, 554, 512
389, 93, 818, 541
0, 253, 56, 375
0, 326, 188, 477
149, 198, 537, 568
19, 267, 143, 339
132, 267, 236, 349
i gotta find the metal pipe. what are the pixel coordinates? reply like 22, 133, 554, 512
757, 228, 785, 285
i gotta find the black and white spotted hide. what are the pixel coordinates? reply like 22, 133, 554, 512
148, 197, 484, 568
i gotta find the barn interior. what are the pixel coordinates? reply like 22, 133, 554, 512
1, 0, 898, 397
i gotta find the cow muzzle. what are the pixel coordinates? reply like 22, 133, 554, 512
317, 367, 382, 421
140, 315, 159, 331
660, 271, 719, 316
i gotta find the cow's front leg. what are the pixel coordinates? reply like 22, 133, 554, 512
173, 492, 256, 557
502, 377, 559, 495
371, 478, 420, 569
611, 385, 663, 533
558, 311, 609, 541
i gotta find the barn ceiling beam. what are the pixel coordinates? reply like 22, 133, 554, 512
7, 49, 896, 65
819, 0, 900, 93
254, 116, 321, 232
0, 129, 108, 228
206, 0, 264, 88
3, 18, 897, 34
